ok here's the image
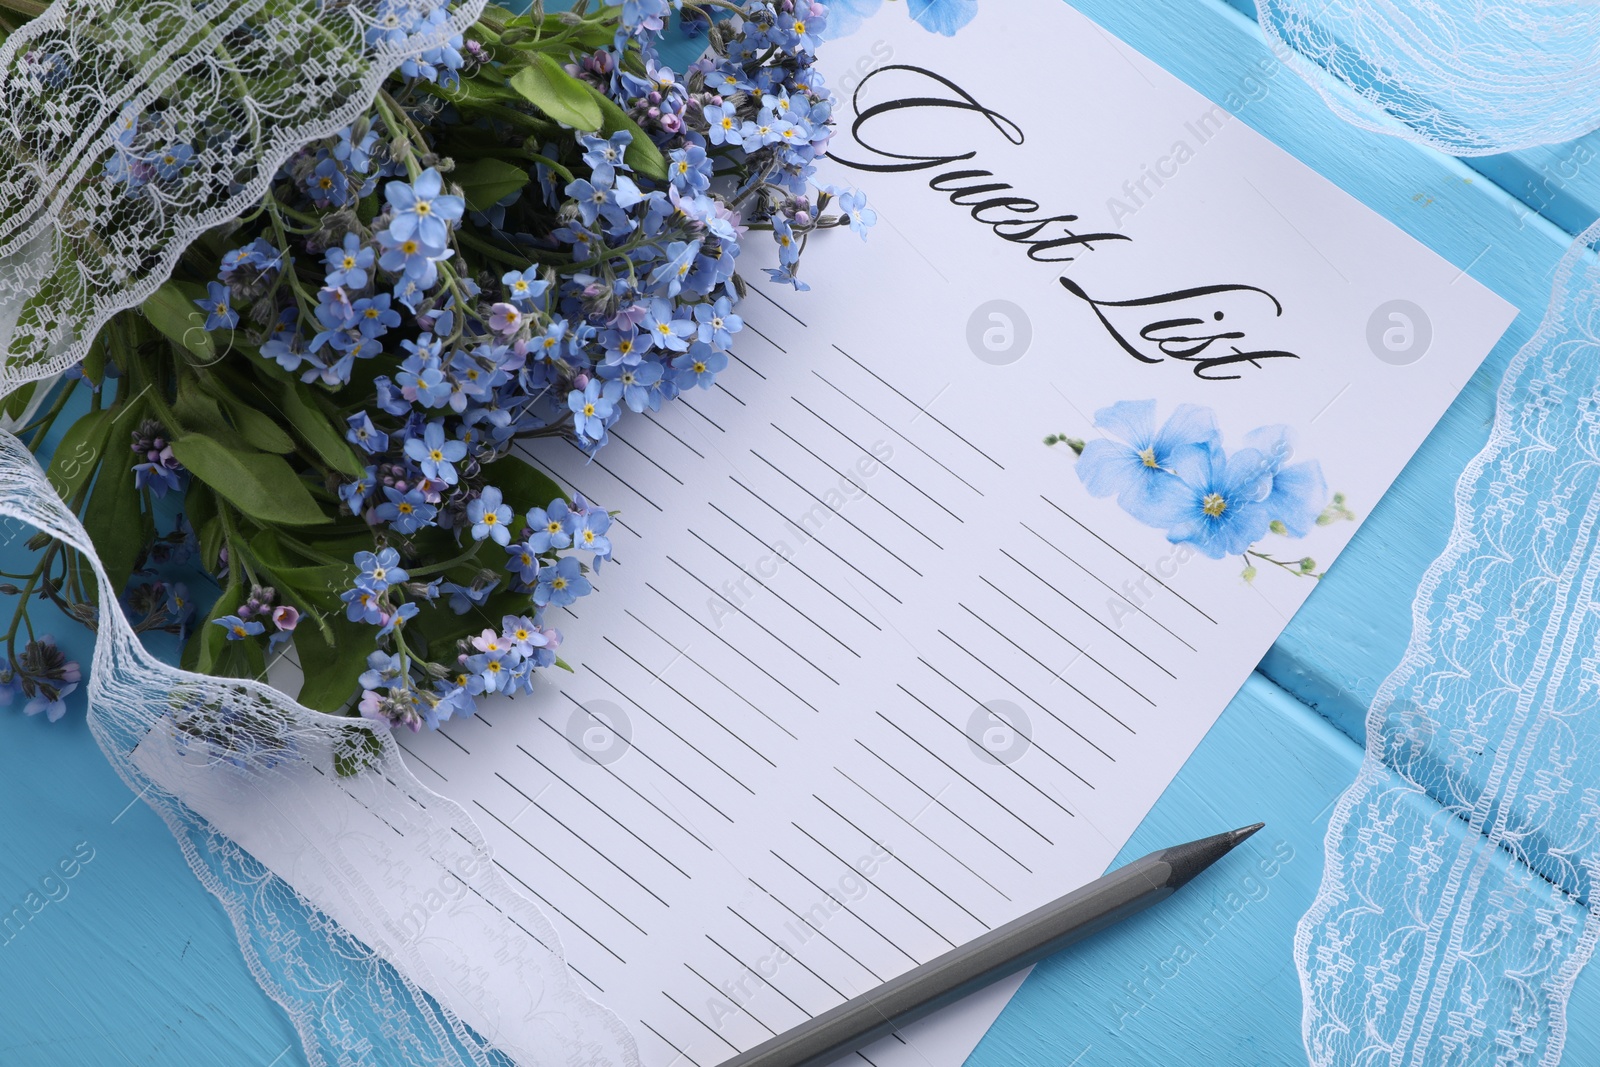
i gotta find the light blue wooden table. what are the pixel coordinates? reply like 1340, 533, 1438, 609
3, 0, 1596, 1063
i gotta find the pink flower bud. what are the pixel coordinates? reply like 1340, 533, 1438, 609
272, 605, 300, 631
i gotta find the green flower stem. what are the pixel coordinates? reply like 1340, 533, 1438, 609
455, 227, 526, 268
216, 501, 263, 592
377, 90, 426, 181
405, 538, 486, 579
262, 195, 322, 325
1245, 549, 1322, 579
0, 0, 46, 18
22, 378, 75, 452
271, 532, 351, 567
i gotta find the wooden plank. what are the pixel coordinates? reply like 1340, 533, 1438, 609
1069, 0, 1574, 741
966, 674, 1600, 1064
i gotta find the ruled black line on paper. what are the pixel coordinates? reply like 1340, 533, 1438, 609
789, 395, 964, 523
833, 344, 1005, 472
810, 794, 991, 931
974, 576, 1160, 703
666, 555, 843, 687
601, 634, 785, 767
623, 607, 801, 739
853, 740, 1034, 874
996, 548, 1178, 678
832, 766, 1013, 901
768, 421, 943, 550
894, 688, 1075, 822
644, 582, 824, 714
1040, 495, 1217, 625
527, 725, 714, 851
688, 531, 863, 658
809, 370, 985, 498
554, 688, 738, 824
705, 501, 882, 632
746, 874, 888, 986
724, 904, 851, 1001
767, 850, 921, 968
587, 662, 758, 801
749, 449, 925, 577
474, 799, 648, 940
911, 657, 1100, 785
729, 476, 905, 606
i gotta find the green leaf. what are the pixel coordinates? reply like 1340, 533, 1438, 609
582, 83, 668, 181
3, 380, 38, 422
186, 485, 225, 573
509, 55, 604, 131
171, 389, 251, 451
169, 435, 330, 527
184, 575, 240, 674
263, 563, 356, 623
222, 399, 296, 454
81, 335, 108, 387
452, 157, 531, 212
486, 453, 566, 514
141, 280, 217, 362
294, 615, 374, 714
43, 407, 111, 502
333, 725, 384, 777
276, 380, 366, 478
82, 449, 144, 598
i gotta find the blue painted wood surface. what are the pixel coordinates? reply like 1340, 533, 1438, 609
0, 0, 1593, 1064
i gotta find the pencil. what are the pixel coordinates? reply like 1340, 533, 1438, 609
717, 823, 1264, 1067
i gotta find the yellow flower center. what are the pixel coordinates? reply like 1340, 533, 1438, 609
415, 200, 432, 216
397, 502, 413, 515
342, 255, 356, 269
552, 577, 568, 590
583, 402, 596, 417
1202, 492, 1227, 518
428, 448, 443, 462
1139, 446, 1158, 468
547, 521, 561, 534
401, 240, 419, 255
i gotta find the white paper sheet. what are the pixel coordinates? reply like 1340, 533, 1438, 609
163, 1, 1518, 1064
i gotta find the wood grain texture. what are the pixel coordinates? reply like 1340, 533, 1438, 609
1, 0, 1594, 1064
1077, 0, 1575, 744
967, 676, 1600, 1065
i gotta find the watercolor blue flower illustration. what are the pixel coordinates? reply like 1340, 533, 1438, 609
1075, 400, 1218, 526
1051, 401, 1349, 578
824, 0, 978, 40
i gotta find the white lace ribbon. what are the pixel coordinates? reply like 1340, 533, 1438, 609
0, 0, 639, 1062
1257, 0, 1600, 155
1295, 222, 1600, 1065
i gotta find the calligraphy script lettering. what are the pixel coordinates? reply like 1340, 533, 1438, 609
827, 64, 1303, 381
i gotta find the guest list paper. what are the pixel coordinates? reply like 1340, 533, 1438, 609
174, 1, 1515, 1064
